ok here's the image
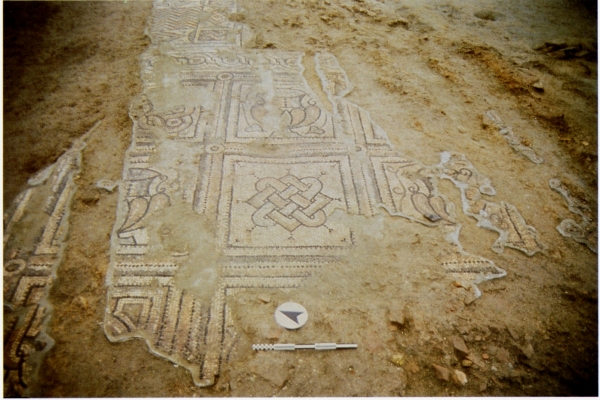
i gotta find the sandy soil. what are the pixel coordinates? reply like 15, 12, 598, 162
3, 0, 598, 396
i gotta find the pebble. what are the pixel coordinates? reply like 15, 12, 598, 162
388, 305, 406, 327
461, 359, 473, 367
506, 325, 520, 341
432, 364, 450, 381
452, 369, 468, 386
96, 179, 118, 192
520, 343, 535, 359
390, 353, 405, 366
496, 347, 511, 363
532, 80, 544, 91
465, 354, 485, 369
464, 293, 478, 305
257, 293, 271, 303
482, 353, 490, 360
450, 336, 470, 358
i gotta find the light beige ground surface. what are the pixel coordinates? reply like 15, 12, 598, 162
3, 0, 598, 396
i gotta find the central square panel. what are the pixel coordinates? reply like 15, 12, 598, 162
217, 154, 359, 256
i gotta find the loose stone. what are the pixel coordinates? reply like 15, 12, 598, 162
390, 353, 405, 366
96, 179, 118, 192
520, 343, 535, 359
461, 359, 473, 367
453, 369, 468, 386
257, 293, 271, 303
432, 364, 450, 381
388, 305, 406, 327
450, 336, 470, 359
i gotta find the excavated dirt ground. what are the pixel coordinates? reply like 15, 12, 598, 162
3, 0, 598, 396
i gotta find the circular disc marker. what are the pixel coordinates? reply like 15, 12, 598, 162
275, 302, 308, 330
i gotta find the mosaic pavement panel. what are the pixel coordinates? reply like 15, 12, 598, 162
104, 0, 547, 387
549, 178, 597, 253
438, 151, 545, 256
3, 122, 100, 397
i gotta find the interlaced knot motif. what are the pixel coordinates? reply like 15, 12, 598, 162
246, 175, 332, 231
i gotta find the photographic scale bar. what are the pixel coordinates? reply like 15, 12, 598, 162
252, 343, 358, 351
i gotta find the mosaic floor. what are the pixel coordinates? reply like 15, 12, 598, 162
3, 0, 596, 395
101, 0, 547, 387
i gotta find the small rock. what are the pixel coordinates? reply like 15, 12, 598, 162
520, 343, 534, 359
482, 353, 490, 360
506, 325, 520, 341
432, 364, 450, 381
479, 382, 487, 392
450, 336, 470, 359
405, 361, 420, 374
532, 80, 544, 91
465, 354, 486, 369
96, 179, 118, 192
390, 353, 405, 366
453, 369, 468, 386
257, 293, 271, 303
464, 292, 478, 305
461, 359, 473, 367
496, 347, 511, 364
388, 305, 406, 327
